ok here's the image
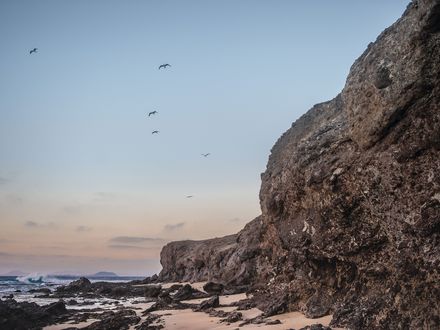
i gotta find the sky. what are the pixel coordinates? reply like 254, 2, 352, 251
0, 0, 409, 276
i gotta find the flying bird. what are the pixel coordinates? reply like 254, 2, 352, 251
186, 195, 194, 198
148, 111, 158, 117
29, 48, 38, 54
158, 64, 171, 70
152, 130, 159, 134
201, 153, 210, 157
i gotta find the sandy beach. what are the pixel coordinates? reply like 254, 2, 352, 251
34, 281, 340, 330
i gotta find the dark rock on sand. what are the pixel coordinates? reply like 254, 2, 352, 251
304, 293, 331, 318
0, 299, 69, 330
220, 311, 243, 323
203, 282, 224, 295
231, 298, 256, 310
144, 285, 162, 298
173, 284, 206, 301
157, 291, 173, 304
298, 325, 331, 330
84, 309, 140, 330
197, 295, 219, 311
162, 284, 183, 294
259, 293, 288, 317
239, 315, 269, 326
158, 0, 440, 328
135, 313, 163, 329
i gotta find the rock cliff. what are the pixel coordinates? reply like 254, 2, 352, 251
159, 1, 440, 328
160, 216, 264, 289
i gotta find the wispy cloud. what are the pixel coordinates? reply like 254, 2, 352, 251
33, 245, 68, 250
24, 221, 57, 229
229, 217, 242, 223
93, 192, 115, 202
76, 225, 92, 233
0, 177, 10, 185
109, 236, 165, 244
24, 221, 38, 228
163, 222, 186, 232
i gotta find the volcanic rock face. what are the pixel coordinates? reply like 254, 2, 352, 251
159, 1, 440, 328
160, 216, 264, 288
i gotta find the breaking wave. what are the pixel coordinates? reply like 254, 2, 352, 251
16, 273, 55, 284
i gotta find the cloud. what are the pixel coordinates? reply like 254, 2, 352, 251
229, 217, 242, 223
24, 221, 57, 229
109, 236, 165, 244
33, 245, 67, 250
76, 225, 92, 232
163, 222, 186, 232
24, 221, 38, 228
93, 192, 115, 202
0, 177, 10, 185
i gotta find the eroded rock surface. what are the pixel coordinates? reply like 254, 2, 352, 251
159, 216, 264, 288
159, 1, 440, 329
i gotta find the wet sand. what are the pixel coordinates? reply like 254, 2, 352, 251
152, 309, 333, 330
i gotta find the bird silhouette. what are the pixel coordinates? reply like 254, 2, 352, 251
186, 195, 194, 198
201, 153, 210, 157
158, 64, 171, 70
152, 130, 159, 134
148, 111, 158, 117
29, 48, 38, 54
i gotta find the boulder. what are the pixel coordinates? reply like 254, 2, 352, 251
198, 295, 219, 310
203, 282, 224, 295
144, 285, 162, 298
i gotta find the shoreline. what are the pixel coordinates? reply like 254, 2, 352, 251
1, 278, 340, 329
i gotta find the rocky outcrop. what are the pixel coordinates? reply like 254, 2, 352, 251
0, 299, 69, 330
256, 1, 440, 328
158, 1, 440, 329
159, 216, 264, 288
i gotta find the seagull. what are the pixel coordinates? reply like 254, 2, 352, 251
158, 64, 171, 70
152, 130, 159, 134
29, 48, 38, 54
148, 111, 158, 117
201, 153, 210, 157
186, 195, 194, 198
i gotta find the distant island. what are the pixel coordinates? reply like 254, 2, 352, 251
1, 270, 28, 276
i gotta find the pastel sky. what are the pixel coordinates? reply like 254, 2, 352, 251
0, 0, 408, 275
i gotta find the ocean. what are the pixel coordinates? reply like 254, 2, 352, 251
0, 274, 144, 305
